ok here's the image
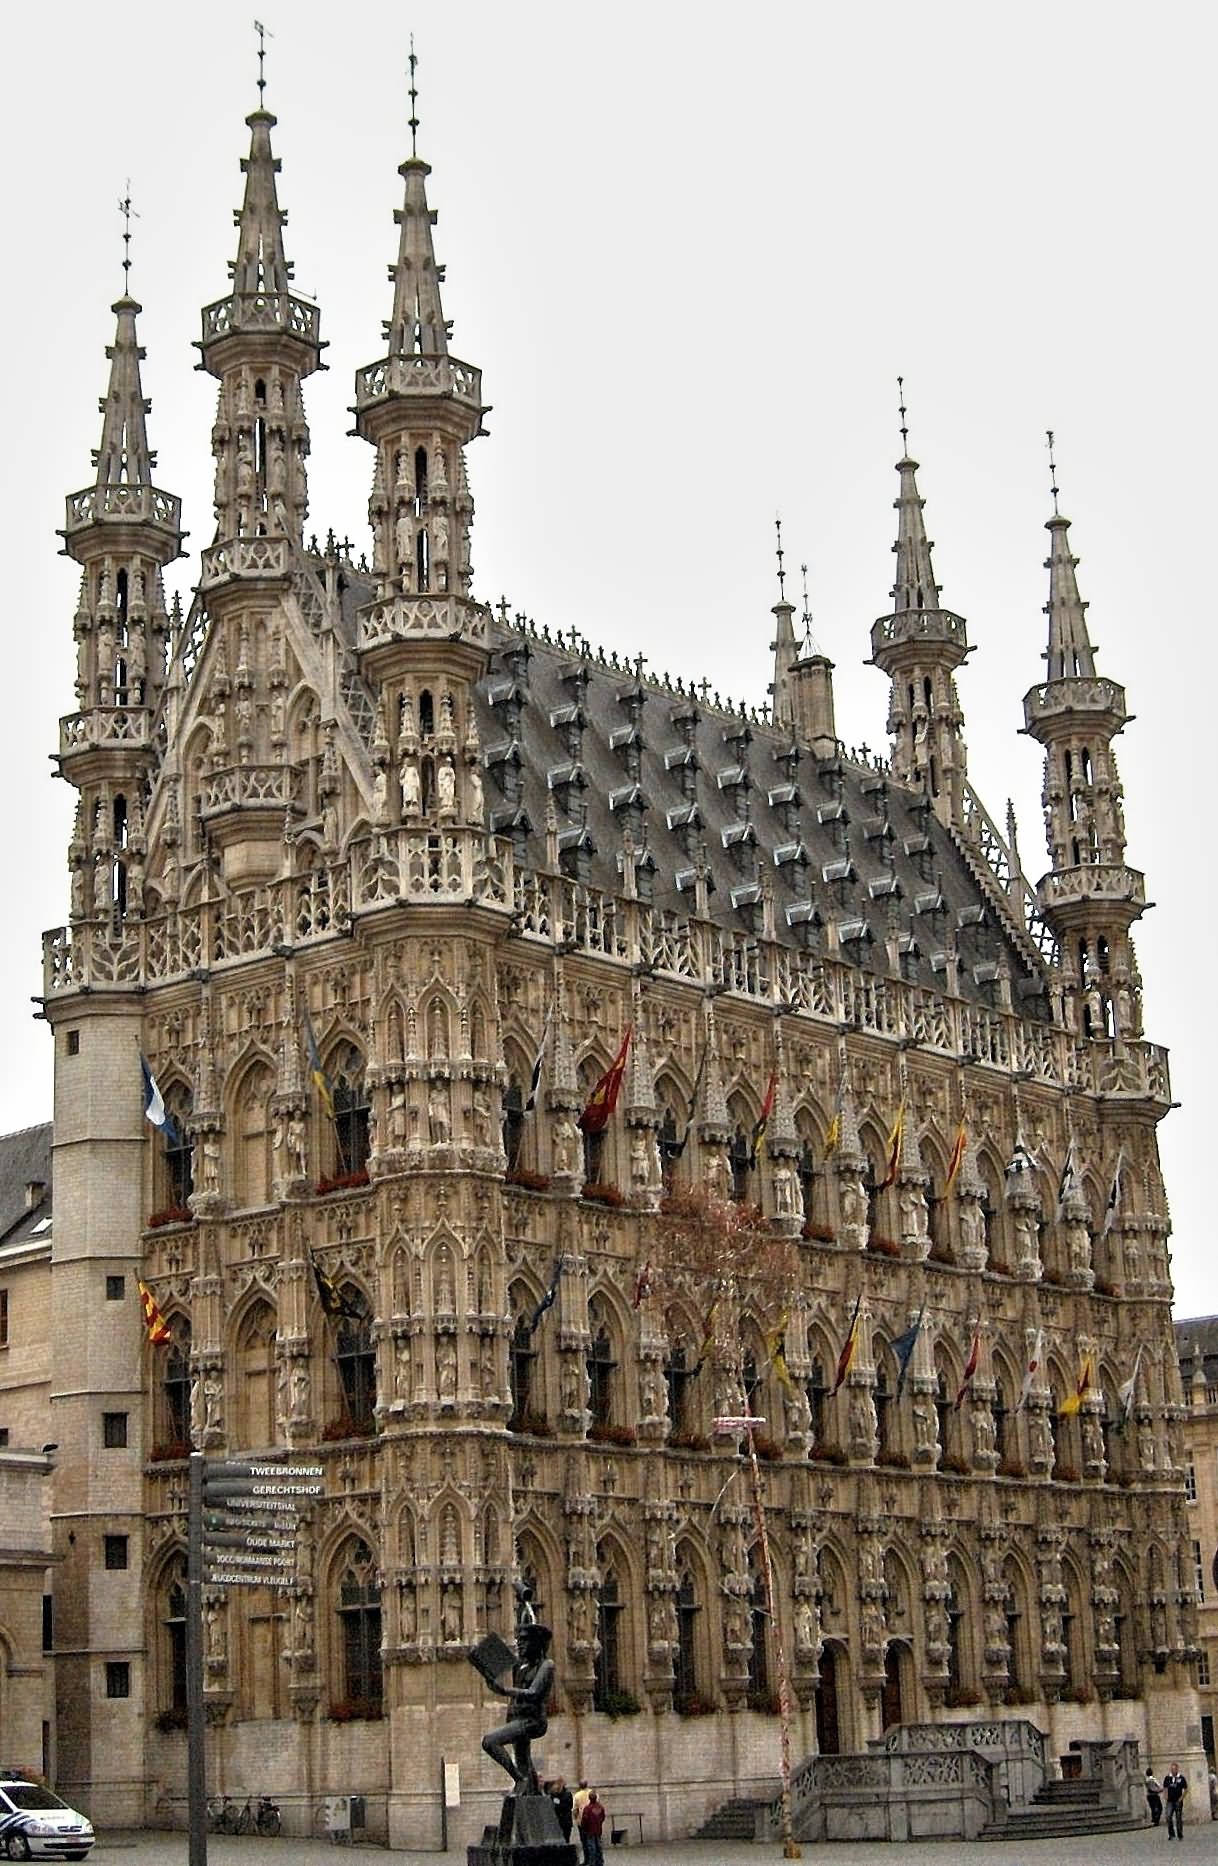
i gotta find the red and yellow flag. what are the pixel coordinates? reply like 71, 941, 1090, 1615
1059, 1351, 1093, 1418
578, 1027, 633, 1136
831, 1293, 863, 1394
953, 1321, 981, 1410
750, 1072, 778, 1165
944, 1117, 967, 1192
878, 1103, 905, 1191
138, 1277, 172, 1346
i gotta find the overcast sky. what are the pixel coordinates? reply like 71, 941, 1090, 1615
4, 1, 1212, 1315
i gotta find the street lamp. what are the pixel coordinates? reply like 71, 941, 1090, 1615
713, 1413, 801, 1860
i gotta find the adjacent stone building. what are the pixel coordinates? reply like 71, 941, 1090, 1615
35, 70, 1198, 1848
1176, 1318, 1218, 1762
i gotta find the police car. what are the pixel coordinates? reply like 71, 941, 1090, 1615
0, 1781, 94, 1860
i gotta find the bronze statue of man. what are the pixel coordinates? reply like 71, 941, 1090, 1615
481, 1622, 555, 1790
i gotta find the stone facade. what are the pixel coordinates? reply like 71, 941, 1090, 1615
1175, 1319, 1218, 1763
34, 70, 1199, 1850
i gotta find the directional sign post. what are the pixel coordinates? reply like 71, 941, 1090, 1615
187, 1453, 326, 1864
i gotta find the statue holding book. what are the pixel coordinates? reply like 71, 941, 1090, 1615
467, 1584, 575, 1864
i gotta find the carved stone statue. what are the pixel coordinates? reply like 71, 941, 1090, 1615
437, 759, 457, 815
552, 1113, 579, 1178
428, 1081, 451, 1144
436, 1335, 458, 1401
478, 1621, 556, 1790
401, 758, 422, 815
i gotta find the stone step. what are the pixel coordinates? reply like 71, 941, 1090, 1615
982, 1810, 1143, 1841
694, 1798, 771, 1841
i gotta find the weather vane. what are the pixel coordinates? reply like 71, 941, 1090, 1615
1046, 428, 1059, 514
408, 36, 419, 157
118, 183, 139, 291
898, 374, 908, 453
775, 515, 786, 601
254, 19, 272, 104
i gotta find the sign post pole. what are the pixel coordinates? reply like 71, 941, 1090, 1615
187, 1450, 208, 1866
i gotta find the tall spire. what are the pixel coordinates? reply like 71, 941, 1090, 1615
1023, 438, 1146, 1039
385, 152, 451, 357
870, 381, 969, 826
230, 109, 294, 302
93, 295, 155, 492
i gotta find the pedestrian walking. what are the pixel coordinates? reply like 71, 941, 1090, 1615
579, 1788, 607, 1866
1163, 1762, 1187, 1839
549, 1775, 574, 1842
572, 1779, 590, 1828
1146, 1769, 1163, 1827
1208, 1766, 1217, 1820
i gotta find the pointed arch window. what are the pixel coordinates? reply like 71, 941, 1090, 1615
674, 1568, 700, 1709
1003, 1562, 1023, 1696
664, 1341, 693, 1438
502, 1080, 525, 1169
729, 1126, 752, 1203
163, 1569, 188, 1716
992, 1377, 1009, 1465
593, 1561, 623, 1710
586, 1312, 617, 1429
741, 1346, 762, 1418
336, 1541, 382, 1715
162, 1324, 192, 1452
806, 1357, 828, 1448
335, 1290, 376, 1433
746, 1559, 770, 1706
874, 1349, 893, 1457
935, 1366, 957, 1466
235, 1301, 277, 1449
658, 1106, 680, 1190
165, 1095, 194, 1211
509, 1311, 538, 1432
331, 1047, 370, 1177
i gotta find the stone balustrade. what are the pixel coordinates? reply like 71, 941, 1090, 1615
201, 290, 320, 344
199, 537, 291, 589
64, 482, 182, 533
1023, 676, 1128, 725
353, 351, 482, 414
59, 707, 151, 754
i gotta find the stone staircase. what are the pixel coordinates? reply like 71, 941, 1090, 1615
693, 1796, 773, 1842
981, 1776, 1144, 1842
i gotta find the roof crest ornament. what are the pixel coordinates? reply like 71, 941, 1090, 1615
1046, 427, 1060, 516
775, 514, 786, 602
254, 18, 272, 105
118, 183, 138, 292
408, 34, 420, 159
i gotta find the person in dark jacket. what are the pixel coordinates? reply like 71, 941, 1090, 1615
1163, 1763, 1187, 1839
579, 1789, 606, 1866
549, 1776, 574, 1842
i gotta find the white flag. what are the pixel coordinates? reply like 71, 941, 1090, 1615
1016, 1327, 1044, 1414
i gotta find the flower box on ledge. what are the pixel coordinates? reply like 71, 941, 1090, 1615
581, 1182, 624, 1208
669, 1429, 712, 1453
877, 1448, 912, 1470
810, 1444, 847, 1466
674, 1692, 717, 1718
941, 1452, 971, 1475
315, 1168, 371, 1195
328, 1698, 384, 1723
510, 1412, 555, 1438
752, 1434, 783, 1462
505, 1168, 551, 1193
868, 1236, 901, 1258
320, 1416, 377, 1443
587, 1422, 637, 1448
148, 1205, 194, 1229
802, 1222, 837, 1243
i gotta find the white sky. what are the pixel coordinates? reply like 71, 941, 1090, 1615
3, 1, 1212, 1315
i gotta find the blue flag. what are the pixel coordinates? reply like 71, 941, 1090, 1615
141, 1055, 178, 1145
528, 1258, 564, 1336
891, 1307, 924, 1401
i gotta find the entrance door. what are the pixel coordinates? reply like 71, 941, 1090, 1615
881, 1642, 903, 1733
815, 1643, 841, 1755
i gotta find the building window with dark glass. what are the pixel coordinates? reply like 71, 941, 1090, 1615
332, 1050, 371, 1176
674, 1569, 700, 1709
509, 1314, 537, 1431
336, 1541, 382, 1715
586, 1322, 616, 1429
103, 1411, 128, 1449
593, 1564, 623, 1710
106, 1661, 131, 1698
336, 1295, 376, 1432
104, 1535, 129, 1571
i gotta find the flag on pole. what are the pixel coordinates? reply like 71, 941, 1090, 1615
1100, 1149, 1124, 1238
528, 1257, 564, 1335
878, 1103, 905, 1191
137, 1277, 172, 1345
1058, 1350, 1093, 1417
311, 1251, 363, 1321
891, 1306, 924, 1401
303, 1010, 335, 1119
954, 1321, 982, 1410
824, 1073, 846, 1156
523, 1004, 554, 1116
692, 1297, 720, 1377
945, 1117, 967, 1193
1114, 1345, 1143, 1430
672, 1044, 709, 1159
1056, 1146, 1080, 1220
831, 1293, 863, 1394
1015, 1327, 1044, 1413
141, 1056, 178, 1144
750, 1072, 778, 1166
764, 1310, 795, 1395
578, 1027, 632, 1135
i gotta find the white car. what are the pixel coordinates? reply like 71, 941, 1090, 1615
0, 1783, 94, 1860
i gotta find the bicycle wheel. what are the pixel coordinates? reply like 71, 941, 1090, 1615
221, 1804, 241, 1835
237, 1803, 254, 1835
258, 1808, 282, 1838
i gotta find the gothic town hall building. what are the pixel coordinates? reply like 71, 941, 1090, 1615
33, 81, 1197, 1848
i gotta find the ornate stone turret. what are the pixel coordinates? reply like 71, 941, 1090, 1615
59, 289, 184, 927
1022, 447, 1146, 1038
771, 556, 838, 761
870, 388, 969, 826
198, 103, 323, 585
352, 67, 491, 832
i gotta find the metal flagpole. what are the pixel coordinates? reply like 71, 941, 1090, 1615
187, 1451, 208, 1866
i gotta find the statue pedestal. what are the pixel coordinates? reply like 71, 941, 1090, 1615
468, 1790, 577, 1866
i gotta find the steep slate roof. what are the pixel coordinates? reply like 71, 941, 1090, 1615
324, 558, 1051, 1020
1175, 1317, 1218, 1382
0, 1124, 53, 1248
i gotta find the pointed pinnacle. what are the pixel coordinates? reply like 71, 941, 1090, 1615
94, 297, 155, 489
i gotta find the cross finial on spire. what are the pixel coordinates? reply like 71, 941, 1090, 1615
117, 183, 138, 290
775, 514, 786, 600
898, 374, 909, 455
408, 36, 419, 158
1046, 428, 1059, 515
254, 18, 271, 103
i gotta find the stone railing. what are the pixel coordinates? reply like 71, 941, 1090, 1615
358, 592, 490, 653
202, 764, 297, 816
870, 607, 969, 654
201, 291, 320, 345
880, 1717, 1047, 1810
1036, 863, 1146, 909
64, 483, 182, 533
353, 352, 483, 414
1023, 676, 1128, 726
199, 537, 291, 590
60, 707, 151, 754
787, 1745, 997, 1843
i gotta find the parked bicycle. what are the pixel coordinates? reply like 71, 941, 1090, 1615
236, 1796, 282, 1838
206, 1796, 240, 1834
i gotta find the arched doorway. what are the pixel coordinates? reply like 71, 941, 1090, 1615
815, 1641, 843, 1755
881, 1641, 906, 1733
